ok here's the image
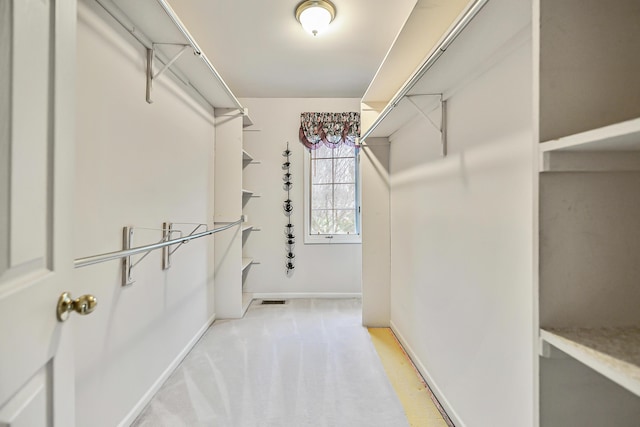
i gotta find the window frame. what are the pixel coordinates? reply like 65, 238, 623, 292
303, 145, 361, 245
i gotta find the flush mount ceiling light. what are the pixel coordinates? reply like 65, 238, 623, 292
295, 0, 336, 37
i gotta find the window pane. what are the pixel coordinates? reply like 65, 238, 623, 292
311, 210, 333, 234
311, 159, 332, 184
314, 145, 333, 159
311, 184, 333, 209
334, 184, 355, 209
334, 144, 355, 158
307, 143, 359, 239
334, 158, 355, 183
335, 209, 356, 234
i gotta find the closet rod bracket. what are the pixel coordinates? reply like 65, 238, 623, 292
406, 94, 447, 157
146, 44, 191, 104
122, 225, 170, 286
162, 222, 208, 270
122, 227, 135, 287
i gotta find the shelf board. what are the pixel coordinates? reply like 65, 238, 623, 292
540, 327, 640, 397
361, 0, 469, 106
362, 0, 531, 139
241, 189, 254, 196
540, 117, 640, 153
95, 0, 243, 111
242, 114, 254, 128
242, 224, 254, 233
241, 257, 253, 272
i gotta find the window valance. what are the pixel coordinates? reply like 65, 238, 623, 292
299, 112, 360, 150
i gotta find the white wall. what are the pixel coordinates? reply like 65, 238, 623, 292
239, 98, 362, 297
388, 41, 534, 426
73, 3, 217, 426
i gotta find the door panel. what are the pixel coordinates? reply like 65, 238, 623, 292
0, 366, 50, 427
9, 0, 50, 267
0, 1, 10, 277
0, 0, 76, 426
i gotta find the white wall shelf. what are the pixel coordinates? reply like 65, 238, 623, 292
361, 0, 531, 140
541, 328, 640, 397
540, 117, 640, 153
361, 0, 470, 107
241, 116, 259, 311
536, 2, 640, 424
94, 0, 244, 111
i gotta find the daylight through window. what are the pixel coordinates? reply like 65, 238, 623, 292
309, 143, 359, 235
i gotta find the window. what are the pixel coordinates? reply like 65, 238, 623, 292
304, 144, 360, 244
299, 111, 361, 244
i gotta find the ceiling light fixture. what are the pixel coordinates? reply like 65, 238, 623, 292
295, 0, 336, 37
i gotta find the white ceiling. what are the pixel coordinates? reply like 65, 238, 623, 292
168, 0, 417, 98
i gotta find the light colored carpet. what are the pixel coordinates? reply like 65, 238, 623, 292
133, 299, 409, 427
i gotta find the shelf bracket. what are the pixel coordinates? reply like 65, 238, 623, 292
405, 94, 447, 157
161, 222, 173, 270
539, 338, 569, 359
162, 222, 208, 270
146, 44, 190, 104
122, 225, 168, 286
122, 227, 135, 287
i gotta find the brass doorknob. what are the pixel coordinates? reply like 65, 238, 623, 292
56, 292, 98, 322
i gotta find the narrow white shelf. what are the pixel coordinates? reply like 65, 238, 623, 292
540, 117, 640, 153
241, 189, 254, 197
95, 0, 243, 111
242, 224, 254, 233
242, 150, 254, 161
241, 257, 253, 272
362, 0, 530, 139
540, 327, 640, 397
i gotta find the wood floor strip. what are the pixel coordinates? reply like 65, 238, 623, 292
369, 328, 452, 427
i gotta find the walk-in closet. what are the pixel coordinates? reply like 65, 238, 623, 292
1, 0, 638, 426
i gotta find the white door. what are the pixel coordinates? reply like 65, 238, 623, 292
0, 1, 81, 426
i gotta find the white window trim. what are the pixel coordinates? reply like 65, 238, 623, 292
303, 147, 362, 245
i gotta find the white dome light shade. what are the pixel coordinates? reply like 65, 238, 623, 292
295, 0, 336, 37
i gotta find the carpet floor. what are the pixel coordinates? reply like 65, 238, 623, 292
133, 299, 409, 427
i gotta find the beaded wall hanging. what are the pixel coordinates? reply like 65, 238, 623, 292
283, 142, 295, 275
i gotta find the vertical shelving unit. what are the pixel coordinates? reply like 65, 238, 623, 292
535, 0, 640, 424
213, 109, 244, 319
241, 120, 259, 315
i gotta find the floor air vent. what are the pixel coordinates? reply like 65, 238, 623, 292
261, 300, 286, 305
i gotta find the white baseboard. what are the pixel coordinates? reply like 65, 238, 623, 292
251, 292, 362, 300
118, 313, 217, 427
390, 320, 465, 427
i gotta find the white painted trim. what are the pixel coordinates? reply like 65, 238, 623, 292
390, 320, 464, 427
117, 313, 217, 427
251, 293, 361, 300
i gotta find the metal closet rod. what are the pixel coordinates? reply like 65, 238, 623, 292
94, 0, 245, 113
74, 217, 243, 269
360, 0, 489, 141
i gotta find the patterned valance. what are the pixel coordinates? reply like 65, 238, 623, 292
299, 112, 360, 150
